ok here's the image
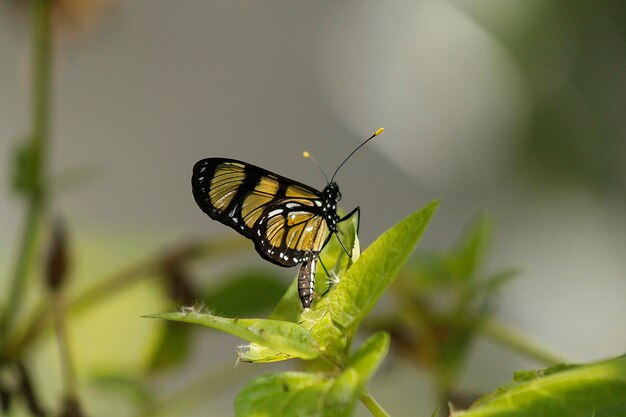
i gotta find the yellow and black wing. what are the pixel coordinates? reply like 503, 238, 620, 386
192, 158, 331, 267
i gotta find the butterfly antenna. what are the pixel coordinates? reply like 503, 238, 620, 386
303, 151, 330, 183
330, 127, 384, 182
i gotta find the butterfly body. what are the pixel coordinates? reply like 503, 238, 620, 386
319, 182, 341, 233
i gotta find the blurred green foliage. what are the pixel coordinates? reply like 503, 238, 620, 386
460, 0, 626, 191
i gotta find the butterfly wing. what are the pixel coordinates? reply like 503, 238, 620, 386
192, 158, 330, 267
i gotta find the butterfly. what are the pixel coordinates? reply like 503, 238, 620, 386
191, 128, 383, 308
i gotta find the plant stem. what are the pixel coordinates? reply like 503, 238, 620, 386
16, 361, 48, 416
52, 291, 78, 398
360, 388, 391, 417
481, 318, 573, 365
0, 0, 53, 344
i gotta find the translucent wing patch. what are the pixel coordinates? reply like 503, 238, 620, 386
257, 207, 329, 266
208, 162, 246, 211
241, 176, 280, 227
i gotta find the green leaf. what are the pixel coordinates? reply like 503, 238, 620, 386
512, 363, 579, 382
404, 215, 494, 289
447, 215, 491, 280
235, 372, 333, 417
204, 270, 288, 317
475, 270, 518, 296
324, 368, 360, 417
236, 333, 390, 417
143, 312, 319, 361
237, 342, 293, 363
456, 355, 626, 417
327, 211, 360, 281
323, 332, 390, 416
304, 201, 439, 359
345, 332, 390, 382
330, 200, 438, 329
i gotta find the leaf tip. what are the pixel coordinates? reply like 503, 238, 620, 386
141, 313, 162, 319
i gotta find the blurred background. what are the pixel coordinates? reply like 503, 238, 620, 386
1, 1, 625, 416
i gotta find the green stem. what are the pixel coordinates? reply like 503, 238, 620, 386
0, 0, 53, 343
360, 388, 391, 417
481, 318, 573, 365
52, 291, 78, 398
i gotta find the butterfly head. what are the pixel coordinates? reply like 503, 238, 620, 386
323, 181, 340, 201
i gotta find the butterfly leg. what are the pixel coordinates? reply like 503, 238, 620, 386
318, 257, 338, 297
335, 233, 352, 258
338, 206, 360, 234
318, 256, 330, 278
335, 206, 360, 258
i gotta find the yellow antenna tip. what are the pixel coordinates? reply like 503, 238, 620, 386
374, 127, 385, 136
302, 151, 311, 158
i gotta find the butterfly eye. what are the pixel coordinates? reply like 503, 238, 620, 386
337, 192, 342, 202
